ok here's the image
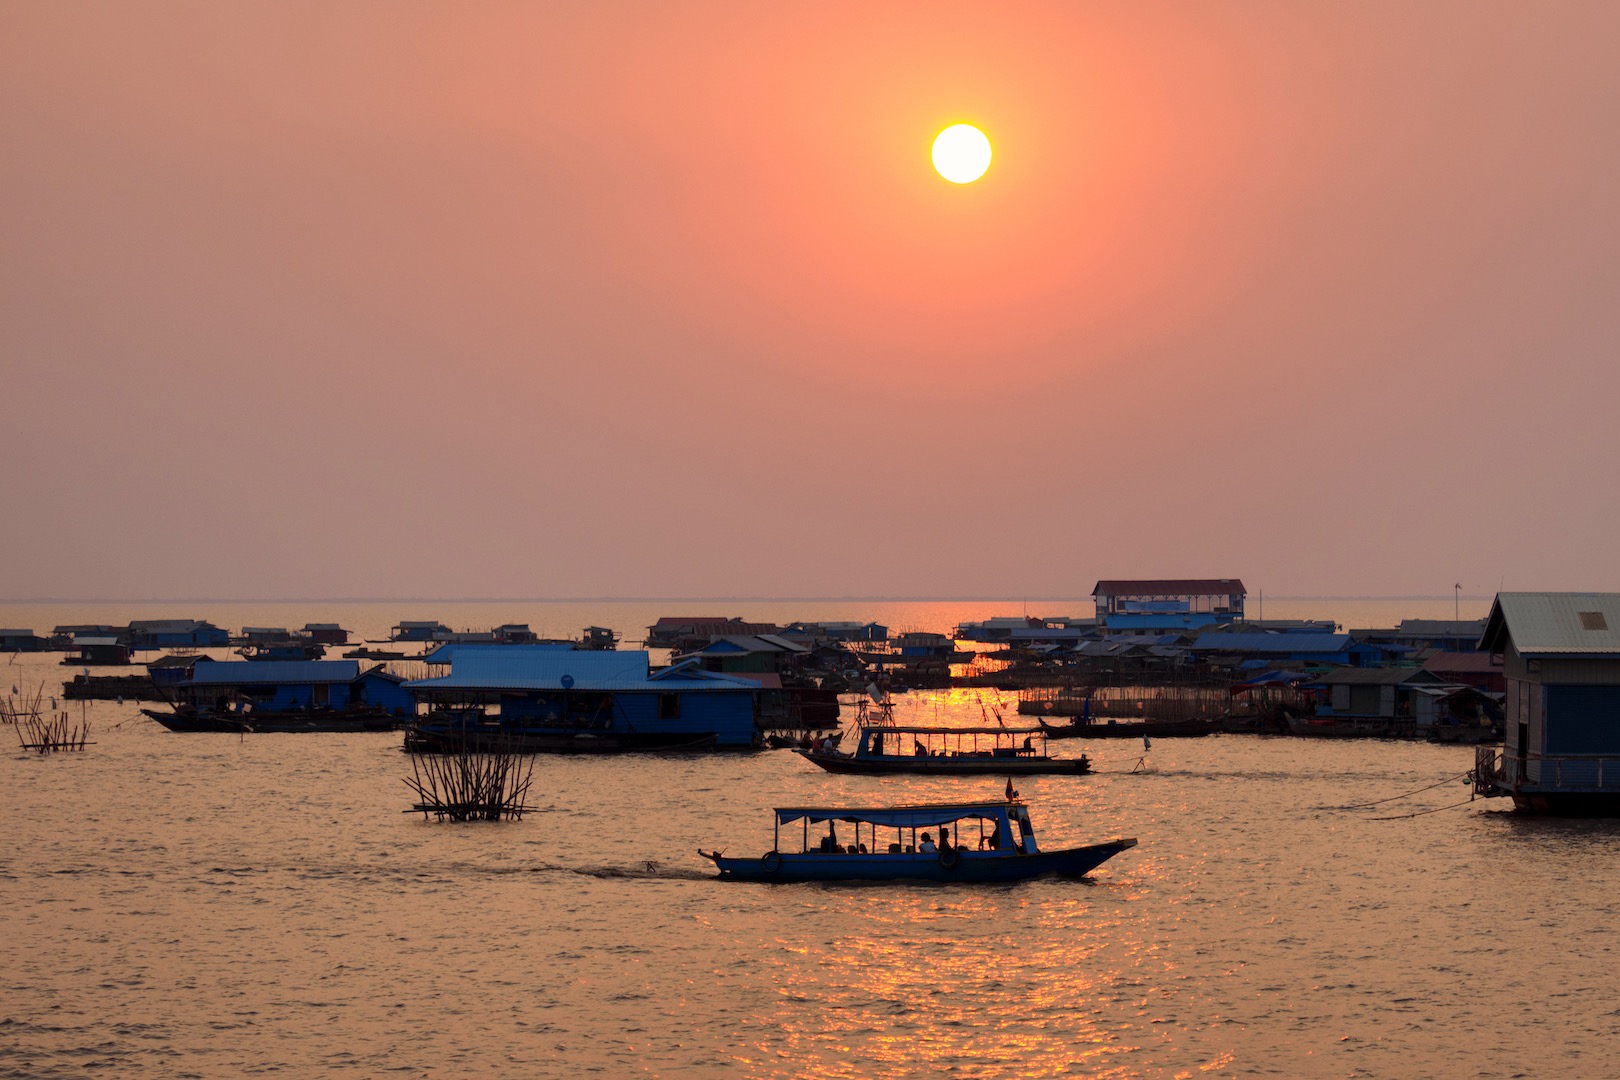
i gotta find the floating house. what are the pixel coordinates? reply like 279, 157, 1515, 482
0, 629, 45, 652
645, 616, 781, 652
679, 635, 811, 675
71, 636, 133, 665
1473, 593, 1620, 814
581, 626, 619, 650
303, 623, 350, 645
147, 653, 215, 688
126, 619, 229, 648
1302, 667, 1461, 735
179, 660, 414, 714
1190, 631, 1383, 669
391, 621, 450, 642
493, 624, 541, 644
1093, 579, 1246, 633
1420, 651, 1506, 695
404, 647, 761, 748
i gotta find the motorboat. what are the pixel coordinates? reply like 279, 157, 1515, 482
699, 798, 1135, 883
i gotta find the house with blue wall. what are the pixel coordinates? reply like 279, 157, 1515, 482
180, 660, 414, 714
1473, 592, 1620, 814
0, 629, 46, 652
404, 646, 761, 748
1092, 579, 1247, 633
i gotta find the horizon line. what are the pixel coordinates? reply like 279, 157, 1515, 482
0, 594, 1498, 605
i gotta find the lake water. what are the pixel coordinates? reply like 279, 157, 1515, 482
4, 599, 1615, 1078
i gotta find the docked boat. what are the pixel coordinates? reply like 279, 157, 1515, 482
798, 724, 1090, 775
1037, 716, 1223, 739
141, 704, 405, 733
700, 798, 1136, 883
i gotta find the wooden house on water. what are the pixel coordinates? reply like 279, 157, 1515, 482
1473, 593, 1620, 814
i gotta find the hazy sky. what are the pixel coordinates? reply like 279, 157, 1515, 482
4, 3, 1618, 600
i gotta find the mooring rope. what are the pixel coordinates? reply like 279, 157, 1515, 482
1371, 796, 1478, 820
1336, 771, 1471, 810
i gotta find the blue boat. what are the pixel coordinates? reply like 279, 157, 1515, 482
700, 799, 1136, 883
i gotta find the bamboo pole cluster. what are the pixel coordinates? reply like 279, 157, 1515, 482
404, 747, 536, 822
3, 686, 93, 753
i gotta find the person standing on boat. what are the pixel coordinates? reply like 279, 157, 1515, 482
940, 825, 954, 852
919, 832, 936, 853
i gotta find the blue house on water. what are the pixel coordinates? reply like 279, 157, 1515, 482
404, 646, 761, 749
179, 660, 414, 714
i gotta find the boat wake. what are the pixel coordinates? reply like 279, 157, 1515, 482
534, 860, 713, 882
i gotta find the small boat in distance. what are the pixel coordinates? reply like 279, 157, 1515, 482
700, 798, 1136, 883
798, 724, 1090, 775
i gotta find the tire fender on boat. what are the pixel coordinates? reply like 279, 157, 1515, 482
938, 846, 960, 870
761, 851, 783, 876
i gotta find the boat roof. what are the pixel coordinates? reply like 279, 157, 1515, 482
869, 724, 1045, 736
773, 800, 1021, 828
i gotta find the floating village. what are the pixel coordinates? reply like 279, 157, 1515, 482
7, 580, 1620, 841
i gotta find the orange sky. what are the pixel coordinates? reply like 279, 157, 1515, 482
3, 3, 1619, 600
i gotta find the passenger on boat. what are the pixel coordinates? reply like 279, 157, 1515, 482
919, 832, 937, 853
914, 739, 929, 757
940, 826, 953, 851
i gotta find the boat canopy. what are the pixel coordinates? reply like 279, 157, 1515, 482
773, 801, 1018, 829
872, 725, 1045, 736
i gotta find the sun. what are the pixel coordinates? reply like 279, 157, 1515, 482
932, 124, 992, 184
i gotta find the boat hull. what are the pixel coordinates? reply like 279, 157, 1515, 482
143, 707, 404, 733
798, 749, 1089, 775
706, 839, 1136, 883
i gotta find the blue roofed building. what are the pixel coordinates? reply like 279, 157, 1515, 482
180, 660, 414, 714
126, 619, 230, 648
1093, 579, 1246, 633
404, 646, 761, 749
1190, 631, 1385, 668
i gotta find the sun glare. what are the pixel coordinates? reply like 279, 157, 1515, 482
932, 124, 992, 184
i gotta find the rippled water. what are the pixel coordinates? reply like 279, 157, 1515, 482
4, 601, 1615, 1077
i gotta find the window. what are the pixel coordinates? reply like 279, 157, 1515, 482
659, 693, 680, 719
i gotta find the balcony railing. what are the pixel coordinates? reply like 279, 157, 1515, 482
1474, 746, 1620, 793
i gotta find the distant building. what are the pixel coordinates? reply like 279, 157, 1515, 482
1191, 631, 1382, 668
645, 616, 781, 652
391, 621, 450, 642
1092, 579, 1246, 632
303, 623, 350, 645
125, 620, 229, 648
679, 635, 811, 675
1474, 593, 1620, 814
0, 629, 45, 652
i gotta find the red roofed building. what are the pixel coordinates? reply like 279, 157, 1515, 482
1092, 579, 1247, 631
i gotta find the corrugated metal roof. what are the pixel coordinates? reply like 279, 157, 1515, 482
403, 647, 756, 692
187, 660, 361, 685
1193, 632, 1350, 653
1093, 579, 1247, 596
1481, 593, 1620, 655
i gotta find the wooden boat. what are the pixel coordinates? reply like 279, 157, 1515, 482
700, 798, 1136, 883
798, 724, 1090, 775
142, 704, 405, 733
1037, 717, 1223, 739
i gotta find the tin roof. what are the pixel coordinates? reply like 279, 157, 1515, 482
187, 660, 362, 685
1093, 579, 1247, 596
1193, 632, 1351, 653
1480, 593, 1620, 655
